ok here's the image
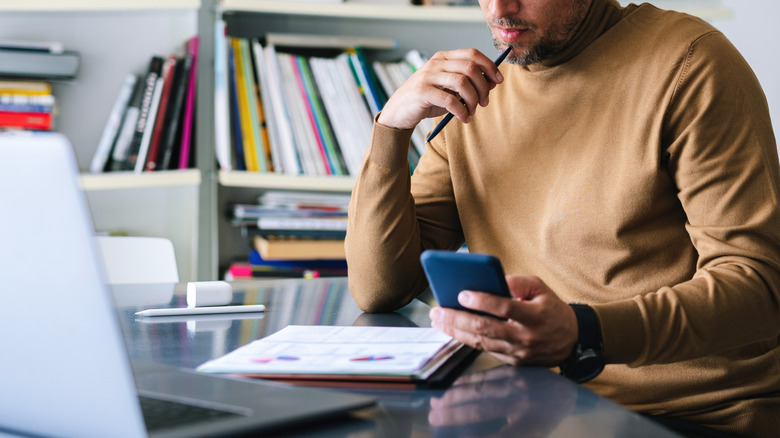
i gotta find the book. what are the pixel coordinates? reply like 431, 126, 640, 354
0, 38, 64, 54
109, 78, 145, 171
232, 37, 260, 172
0, 110, 52, 130
0, 79, 51, 95
134, 76, 165, 173
346, 46, 387, 116
249, 250, 347, 270
257, 216, 348, 232
227, 41, 246, 171
250, 50, 274, 173
196, 325, 470, 389
0, 94, 54, 113
213, 19, 232, 171
90, 74, 137, 173
296, 56, 347, 176
178, 36, 199, 170
144, 55, 178, 171
277, 51, 324, 176
238, 38, 268, 172
0, 48, 79, 80
123, 56, 164, 171
156, 43, 193, 171
251, 39, 284, 174
263, 44, 302, 175
254, 235, 345, 260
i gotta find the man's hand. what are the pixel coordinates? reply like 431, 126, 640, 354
429, 275, 578, 366
377, 48, 504, 130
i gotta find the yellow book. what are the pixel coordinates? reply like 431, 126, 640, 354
231, 38, 259, 172
0, 79, 52, 96
254, 235, 346, 260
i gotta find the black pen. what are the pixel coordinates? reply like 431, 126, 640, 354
426, 46, 512, 143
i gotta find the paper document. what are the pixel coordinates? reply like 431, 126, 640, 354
197, 325, 461, 379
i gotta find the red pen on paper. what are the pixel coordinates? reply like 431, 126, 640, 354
350, 355, 394, 362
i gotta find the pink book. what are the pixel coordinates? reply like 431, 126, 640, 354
291, 54, 332, 175
178, 36, 199, 169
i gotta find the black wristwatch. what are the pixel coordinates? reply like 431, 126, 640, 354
559, 304, 605, 383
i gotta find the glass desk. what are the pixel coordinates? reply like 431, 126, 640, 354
112, 278, 680, 438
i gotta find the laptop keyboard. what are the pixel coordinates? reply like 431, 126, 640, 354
139, 395, 242, 432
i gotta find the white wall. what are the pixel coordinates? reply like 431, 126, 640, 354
710, 0, 780, 140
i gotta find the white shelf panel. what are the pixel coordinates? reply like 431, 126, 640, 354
219, 171, 355, 192
0, 0, 200, 11
79, 169, 201, 191
220, 0, 485, 22
222, 0, 732, 21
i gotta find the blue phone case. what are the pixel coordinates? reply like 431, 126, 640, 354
420, 250, 511, 316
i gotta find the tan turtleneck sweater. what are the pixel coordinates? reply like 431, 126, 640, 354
346, 0, 780, 434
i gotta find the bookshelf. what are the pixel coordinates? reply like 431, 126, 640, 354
0, 1, 202, 281
1, 0, 735, 281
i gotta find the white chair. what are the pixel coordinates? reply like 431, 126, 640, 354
95, 236, 180, 284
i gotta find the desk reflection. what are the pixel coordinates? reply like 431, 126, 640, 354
114, 278, 678, 438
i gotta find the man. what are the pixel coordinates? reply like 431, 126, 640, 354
346, 0, 780, 435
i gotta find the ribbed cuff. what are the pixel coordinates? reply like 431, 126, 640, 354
591, 299, 645, 365
368, 115, 415, 169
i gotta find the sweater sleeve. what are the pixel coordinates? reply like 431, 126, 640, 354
594, 31, 780, 365
346, 118, 464, 313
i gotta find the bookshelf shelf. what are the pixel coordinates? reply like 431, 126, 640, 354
219, 171, 354, 193
79, 169, 201, 191
0, 0, 200, 11
222, 0, 733, 22
220, 1, 484, 22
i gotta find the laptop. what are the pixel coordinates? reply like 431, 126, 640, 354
0, 132, 375, 438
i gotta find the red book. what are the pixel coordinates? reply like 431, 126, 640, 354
178, 36, 199, 169
0, 110, 52, 130
145, 55, 178, 171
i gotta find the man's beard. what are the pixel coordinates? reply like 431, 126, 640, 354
490, 0, 590, 66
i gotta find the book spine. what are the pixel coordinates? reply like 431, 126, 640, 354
290, 54, 332, 175
213, 19, 232, 172
0, 50, 80, 80
277, 51, 323, 176
0, 102, 53, 113
0, 79, 51, 95
251, 39, 283, 174
134, 77, 165, 173
0, 110, 52, 130
239, 38, 268, 172
309, 57, 354, 175
227, 40, 246, 171
109, 77, 146, 170
123, 56, 164, 171
144, 55, 177, 171
157, 46, 192, 170
264, 44, 302, 175
90, 74, 137, 173
297, 55, 346, 176
232, 38, 259, 172
178, 36, 199, 169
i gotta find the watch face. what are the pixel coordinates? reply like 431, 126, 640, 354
567, 349, 605, 383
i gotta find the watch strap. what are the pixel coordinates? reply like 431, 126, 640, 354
570, 304, 602, 351
560, 303, 605, 383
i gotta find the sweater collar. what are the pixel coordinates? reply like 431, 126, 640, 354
524, 0, 624, 71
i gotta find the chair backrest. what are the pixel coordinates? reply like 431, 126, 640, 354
95, 236, 179, 284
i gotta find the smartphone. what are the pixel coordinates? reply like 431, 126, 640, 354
420, 250, 511, 317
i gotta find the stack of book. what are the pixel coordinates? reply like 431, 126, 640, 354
0, 39, 80, 131
227, 190, 350, 279
90, 36, 199, 173
213, 22, 430, 175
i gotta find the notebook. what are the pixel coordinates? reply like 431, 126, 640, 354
0, 132, 375, 438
